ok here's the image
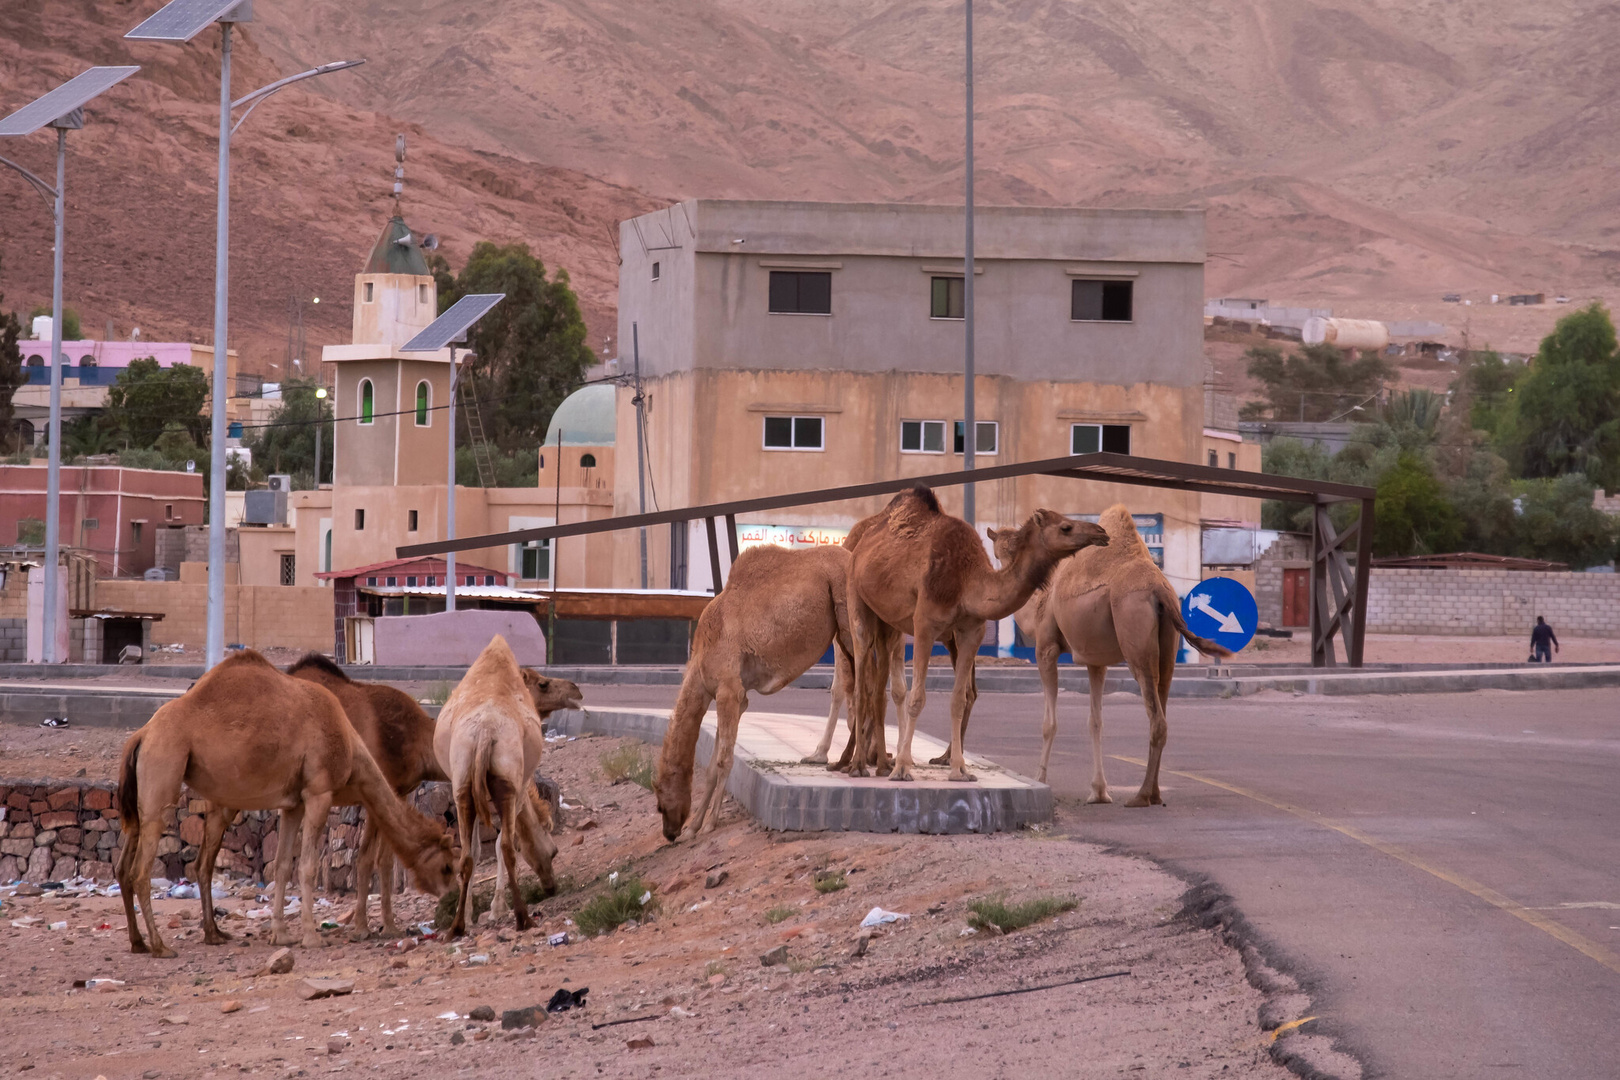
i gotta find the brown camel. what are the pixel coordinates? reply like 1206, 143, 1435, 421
433, 636, 577, 935
847, 487, 1108, 782
655, 544, 855, 842
115, 651, 456, 958
1000, 503, 1231, 804
802, 634, 906, 766
286, 653, 446, 940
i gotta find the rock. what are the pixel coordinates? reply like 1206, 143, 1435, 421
501, 1005, 544, 1030
25, 847, 52, 883
159, 1014, 189, 1025
706, 972, 727, 987
570, 834, 584, 847
704, 870, 728, 890
261, 948, 294, 975
297, 978, 355, 1001
14, 882, 44, 897
849, 936, 868, 959
220, 1000, 242, 1014
48, 788, 80, 811
467, 1005, 495, 1022
450, 1031, 465, 1046
326, 1035, 346, 1055
760, 944, 789, 967
627, 1036, 655, 1050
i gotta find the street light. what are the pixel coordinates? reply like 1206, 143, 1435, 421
1, 65, 140, 664
314, 384, 327, 489
127, 0, 363, 669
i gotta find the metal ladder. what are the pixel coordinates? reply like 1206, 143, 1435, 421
457, 369, 497, 488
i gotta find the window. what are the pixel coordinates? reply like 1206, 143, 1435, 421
415, 381, 430, 426
385, 576, 397, 586
465, 575, 476, 586
651, 261, 660, 281
408, 510, 418, 532
279, 553, 296, 586
359, 379, 374, 424
521, 539, 552, 581
80, 354, 97, 367
580, 453, 597, 468
418, 283, 431, 305
1208, 450, 1218, 468
164, 503, 174, 520
407, 576, 417, 587
363, 282, 374, 303
901, 419, 947, 454
484, 575, 496, 586
767, 271, 832, 315
762, 415, 824, 450
1228, 451, 1237, 469
953, 420, 999, 455
26, 354, 42, 366
355, 508, 365, 530
930, 276, 965, 319
131, 522, 143, 544
1070, 279, 1133, 321
367, 576, 377, 587
426, 576, 437, 586
1071, 423, 1131, 455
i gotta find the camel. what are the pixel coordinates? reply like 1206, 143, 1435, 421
655, 544, 855, 842
847, 487, 1108, 782
801, 635, 907, 767
115, 651, 456, 958
999, 503, 1231, 805
433, 636, 579, 935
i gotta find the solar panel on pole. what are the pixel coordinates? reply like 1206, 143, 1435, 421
125, 0, 250, 42
400, 293, 506, 352
0, 67, 141, 137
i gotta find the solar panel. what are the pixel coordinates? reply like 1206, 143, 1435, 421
401, 294, 506, 352
125, 0, 249, 42
0, 67, 141, 137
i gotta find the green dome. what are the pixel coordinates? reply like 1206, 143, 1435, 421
543, 384, 616, 447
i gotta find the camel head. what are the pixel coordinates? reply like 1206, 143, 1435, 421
990, 509, 1109, 566
520, 669, 584, 716
654, 765, 690, 843
405, 825, 458, 898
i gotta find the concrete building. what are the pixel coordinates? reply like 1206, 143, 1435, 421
613, 199, 1256, 595
0, 463, 204, 577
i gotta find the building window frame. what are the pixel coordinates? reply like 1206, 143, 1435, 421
762, 414, 825, 451
1070, 278, 1133, 322
1071, 423, 1131, 455
767, 271, 833, 315
417, 282, 431, 306
651, 261, 660, 281
355, 508, 366, 530
520, 538, 552, 581
954, 420, 999, 456
359, 379, 374, 425
930, 276, 965, 320
415, 380, 430, 426
580, 452, 597, 468
900, 419, 947, 454
408, 509, 418, 532
363, 281, 375, 304
279, 553, 296, 586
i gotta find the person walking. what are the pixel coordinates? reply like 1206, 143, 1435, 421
1530, 616, 1559, 663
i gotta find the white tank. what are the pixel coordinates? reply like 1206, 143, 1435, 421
1302, 317, 1389, 350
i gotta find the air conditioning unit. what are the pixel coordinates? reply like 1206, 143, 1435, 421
267, 474, 292, 492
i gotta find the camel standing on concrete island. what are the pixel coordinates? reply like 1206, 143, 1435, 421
848, 487, 1108, 781
1000, 503, 1231, 805
434, 636, 580, 935
115, 651, 456, 958
802, 636, 907, 767
655, 544, 854, 842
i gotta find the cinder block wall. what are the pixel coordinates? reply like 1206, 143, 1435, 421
1368, 569, 1620, 636
0, 618, 26, 662
96, 581, 330, 651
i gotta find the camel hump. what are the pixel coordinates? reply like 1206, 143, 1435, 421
889, 485, 940, 514
287, 652, 350, 682
1099, 504, 1147, 553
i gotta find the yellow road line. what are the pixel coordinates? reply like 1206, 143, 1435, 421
1110, 755, 1620, 976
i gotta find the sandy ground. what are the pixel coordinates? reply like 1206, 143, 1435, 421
0, 734, 1296, 1080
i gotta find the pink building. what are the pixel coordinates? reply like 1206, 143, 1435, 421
0, 464, 205, 577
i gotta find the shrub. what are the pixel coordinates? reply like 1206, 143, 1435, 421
599, 743, 654, 790
812, 870, 847, 894
966, 894, 1078, 933
574, 874, 657, 936
423, 680, 453, 706
432, 875, 553, 930
763, 905, 795, 924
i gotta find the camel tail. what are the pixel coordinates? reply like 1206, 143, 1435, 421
117, 731, 143, 829
469, 734, 497, 832
1161, 589, 1234, 659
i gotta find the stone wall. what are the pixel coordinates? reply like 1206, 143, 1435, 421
0, 778, 452, 891
96, 580, 330, 652
1253, 533, 1310, 627
1367, 568, 1620, 636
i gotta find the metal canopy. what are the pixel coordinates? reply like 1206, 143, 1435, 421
0, 67, 141, 136
401, 293, 505, 352
125, 0, 250, 41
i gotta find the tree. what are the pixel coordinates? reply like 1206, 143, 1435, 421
1513, 303, 1620, 490
440, 242, 595, 453
1509, 474, 1619, 569
0, 268, 24, 455
1372, 452, 1462, 557
27, 304, 80, 341
105, 358, 210, 449
1458, 349, 1525, 439
1242, 342, 1391, 422
244, 378, 333, 487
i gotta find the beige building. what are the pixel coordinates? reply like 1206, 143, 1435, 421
611, 199, 1259, 596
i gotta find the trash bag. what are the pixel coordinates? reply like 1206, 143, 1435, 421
546, 987, 590, 1013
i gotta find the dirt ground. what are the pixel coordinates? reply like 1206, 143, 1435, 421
0, 733, 1297, 1079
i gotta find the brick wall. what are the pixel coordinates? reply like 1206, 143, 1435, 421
1253, 533, 1310, 627
1368, 568, 1620, 636
96, 581, 330, 652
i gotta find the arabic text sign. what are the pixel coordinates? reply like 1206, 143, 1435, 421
1181, 576, 1258, 653
735, 524, 851, 552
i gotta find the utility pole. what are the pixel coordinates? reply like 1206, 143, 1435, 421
445, 344, 459, 613
963, 0, 976, 525
632, 322, 649, 589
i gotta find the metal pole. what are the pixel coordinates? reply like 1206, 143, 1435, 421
205, 22, 232, 669
632, 322, 649, 589
445, 344, 458, 613
312, 383, 321, 488
962, 0, 976, 525
552, 426, 562, 590
41, 127, 65, 663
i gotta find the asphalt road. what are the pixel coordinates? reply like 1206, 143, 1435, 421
583, 682, 1620, 1079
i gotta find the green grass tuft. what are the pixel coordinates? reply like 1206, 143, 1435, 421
432, 875, 553, 930
966, 893, 1078, 934
763, 905, 795, 924
812, 870, 847, 894
599, 743, 655, 790
423, 680, 454, 706
574, 874, 658, 937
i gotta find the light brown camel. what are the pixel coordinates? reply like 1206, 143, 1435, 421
847, 487, 1108, 782
802, 635, 906, 766
115, 651, 456, 958
999, 503, 1231, 804
655, 544, 855, 842
433, 636, 577, 936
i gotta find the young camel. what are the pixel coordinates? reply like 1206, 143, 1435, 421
1000, 503, 1231, 804
433, 636, 575, 936
655, 544, 855, 842
848, 487, 1108, 782
115, 651, 456, 958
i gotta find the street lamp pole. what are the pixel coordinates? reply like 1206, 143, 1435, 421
962, 0, 976, 525
204, 21, 233, 668
314, 384, 327, 487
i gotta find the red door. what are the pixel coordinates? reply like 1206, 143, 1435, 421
1282, 568, 1310, 627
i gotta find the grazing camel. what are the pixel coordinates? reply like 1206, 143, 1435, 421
655, 544, 855, 842
434, 636, 577, 936
1000, 503, 1231, 804
115, 651, 456, 958
848, 487, 1107, 782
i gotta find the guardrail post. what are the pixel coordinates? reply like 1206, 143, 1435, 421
705, 517, 723, 594
1350, 496, 1375, 667
724, 513, 740, 565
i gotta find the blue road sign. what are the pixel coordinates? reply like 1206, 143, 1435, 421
1181, 576, 1258, 654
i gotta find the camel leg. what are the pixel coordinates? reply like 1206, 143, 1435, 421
118, 808, 174, 957
845, 599, 886, 777
1124, 654, 1168, 808
496, 785, 530, 931
1035, 638, 1062, 785
1140, 616, 1179, 806
891, 628, 936, 782
295, 792, 332, 948
686, 676, 746, 838
931, 640, 979, 766
805, 644, 849, 765
346, 820, 380, 941
945, 624, 985, 782
448, 784, 478, 939
377, 842, 400, 936
514, 795, 559, 898
269, 806, 304, 947
492, 822, 510, 923
198, 805, 235, 944
1085, 665, 1112, 803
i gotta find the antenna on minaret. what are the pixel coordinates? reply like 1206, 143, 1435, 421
393, 133, 406, 211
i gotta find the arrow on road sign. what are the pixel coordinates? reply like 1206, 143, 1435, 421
1189, 593, 1243, 634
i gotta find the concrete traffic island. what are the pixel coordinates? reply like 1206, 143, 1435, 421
549, 706, 1052, 834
